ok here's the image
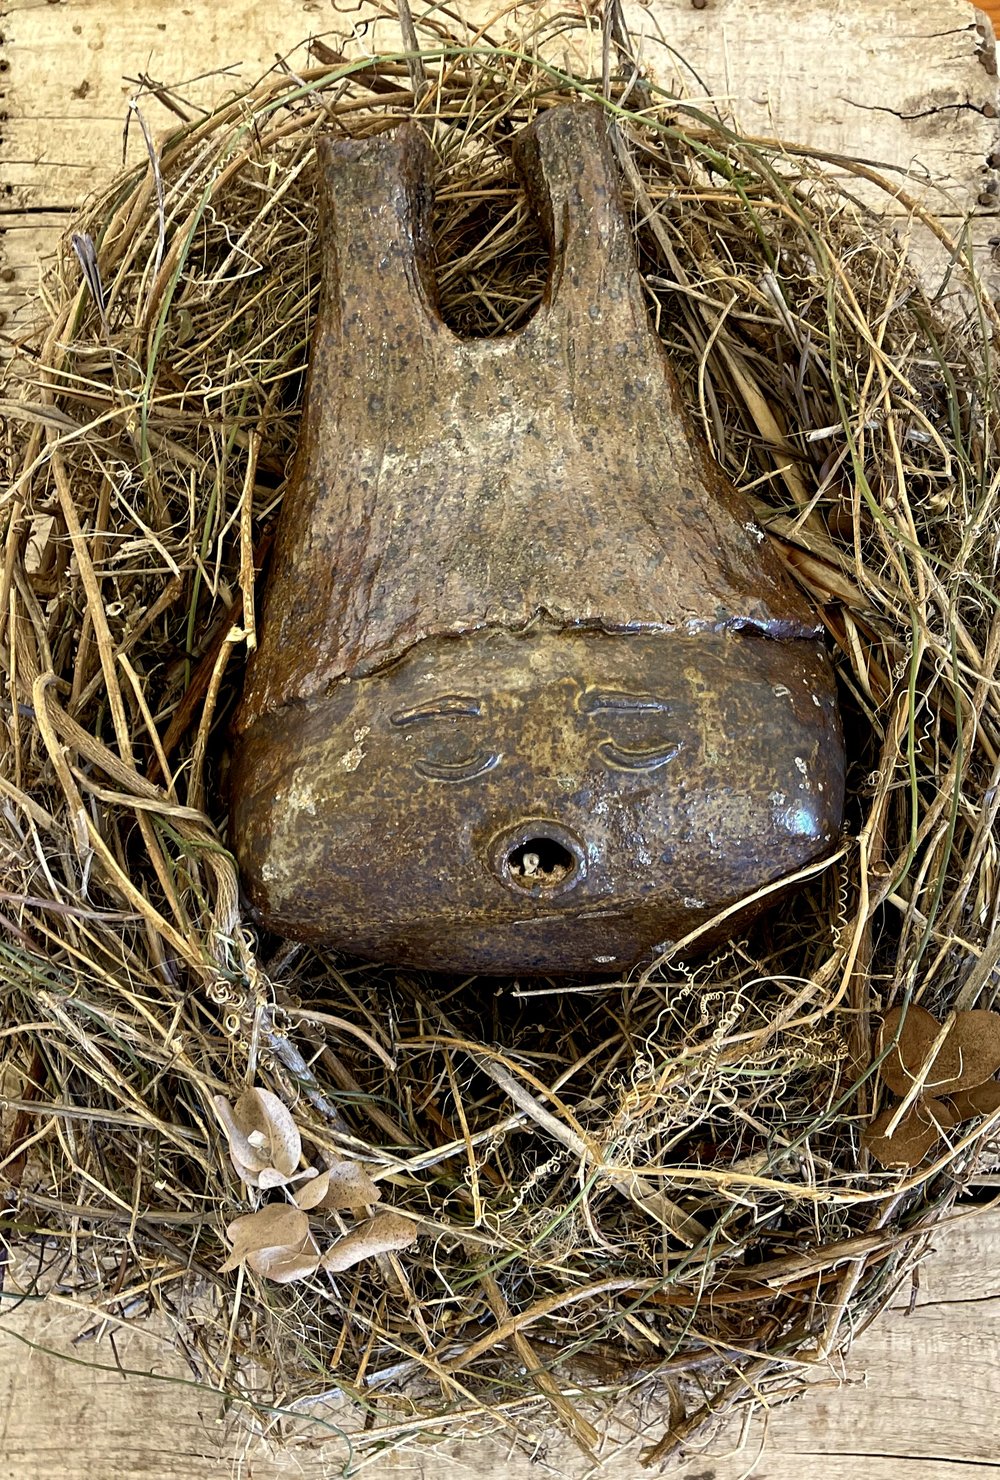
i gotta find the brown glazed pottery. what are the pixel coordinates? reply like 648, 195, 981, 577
230, 103, 845, 975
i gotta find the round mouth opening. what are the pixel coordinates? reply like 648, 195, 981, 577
491, 822, 587, 897
508, 836, 575, 883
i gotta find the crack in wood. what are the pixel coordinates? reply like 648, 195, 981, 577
794, 1455, 1000, 1471
842, 96, 996, 122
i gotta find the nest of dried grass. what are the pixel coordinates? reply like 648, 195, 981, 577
3, 7, 1000, 1467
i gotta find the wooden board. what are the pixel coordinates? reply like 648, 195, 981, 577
2, 0, 999, 330
1, 0, 997, 213
2, 2, 1000, 1476
2, 1207, 1000, 1479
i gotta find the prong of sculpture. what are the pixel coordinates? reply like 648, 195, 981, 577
230, 104, 845, 974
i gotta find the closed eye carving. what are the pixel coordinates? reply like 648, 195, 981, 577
580, 691, 672, 716
581, 689, 682, 774
414, 751, 501, 783
598, 738, 681, 772
390, 696, 484, 726
390, 695, 500, 784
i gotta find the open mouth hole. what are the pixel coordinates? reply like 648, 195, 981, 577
506, 836, 577, 886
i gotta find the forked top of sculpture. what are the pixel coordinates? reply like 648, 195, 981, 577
238, 104, 820, 732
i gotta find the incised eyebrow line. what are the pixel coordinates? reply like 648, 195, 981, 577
390, 695, 483, 726
581, 690, 671, 714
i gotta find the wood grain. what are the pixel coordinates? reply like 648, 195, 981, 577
1, 0, 996, 211
3, 0, 998, 331
1, 1208, 999, 1479
2, 2, 999, 1477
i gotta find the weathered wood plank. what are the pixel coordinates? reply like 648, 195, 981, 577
3, 0, 998, 336
0, 217, 65, 334
1, 1209, 999, 1479
1, 0, 997, 215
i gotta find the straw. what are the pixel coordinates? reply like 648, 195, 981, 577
2, 6, 999, 1464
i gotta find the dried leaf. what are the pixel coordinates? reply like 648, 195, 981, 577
228, 1155, 258, 1186
862, 1096, 959, 1169
947, 1081, 1000, 1121
246, 1240, 321, 1284
321, 1213, 417, 1272
220, 1204, 310, 1272
233, 1087, 302, 1177
877, 1005, 943, 1097
213, 1094, 271, 1178
945, 1012, 1000, 1092
214, 1087, 304, 1187
877, 1006, 1000, 1099
220, 1204, 321, 1283
294, 1162, 382, 1211
293, 1168, 332, 1210
257, 1167, 290, 1191
258, 1165, 320, 1193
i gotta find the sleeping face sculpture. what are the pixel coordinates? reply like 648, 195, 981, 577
230, 104, 845, 975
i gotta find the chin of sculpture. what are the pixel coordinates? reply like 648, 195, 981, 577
229, 103, 846, 975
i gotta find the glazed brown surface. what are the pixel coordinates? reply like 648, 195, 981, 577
232, 104, 845, 973
233, 628, 843, 973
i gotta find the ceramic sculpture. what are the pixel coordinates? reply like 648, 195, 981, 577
230, 104, 845, 973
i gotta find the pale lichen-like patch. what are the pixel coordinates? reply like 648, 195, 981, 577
339, 725, 371, 772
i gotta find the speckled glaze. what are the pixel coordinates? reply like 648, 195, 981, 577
230, 104, 845, 974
